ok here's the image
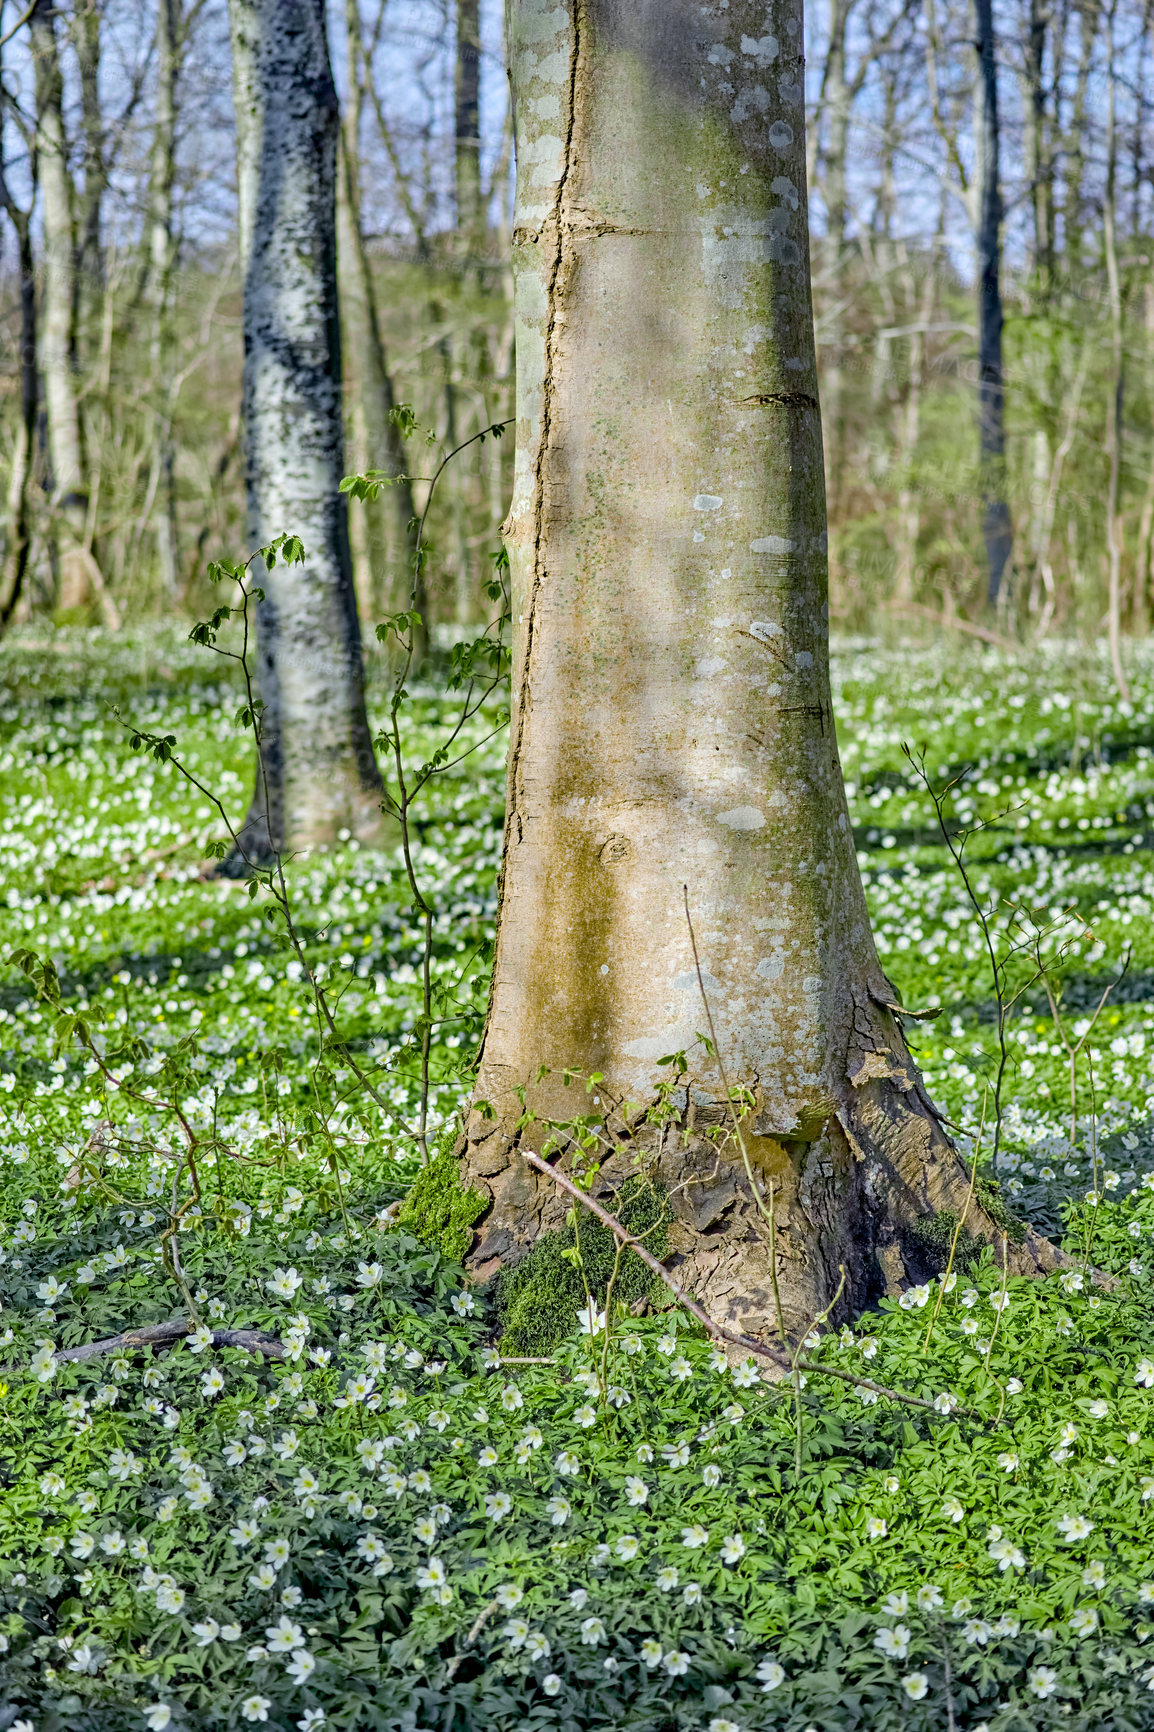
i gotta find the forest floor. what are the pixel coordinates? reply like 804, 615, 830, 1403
0, 628, 1152, 1732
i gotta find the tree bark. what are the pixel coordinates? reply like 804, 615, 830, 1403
0, 132, 38, 628
148, 0, 182, 605
226, 0, 384, 867
30, 0, 93, 612
337, 0, 422, 629
460, 0, 1057, 1338
1102, 0, 1128, 702
1023, 0, 1053, 295
1062, 0, 1097, 276
974, 0, 1013, 607
69, 0, 105, 324
813, 0, 851, 549
455, 0, 482, 256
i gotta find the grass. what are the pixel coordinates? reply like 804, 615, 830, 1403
0, 628, 1152, 1731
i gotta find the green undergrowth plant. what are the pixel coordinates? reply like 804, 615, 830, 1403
1, 1157, 1153, 1731
4, 641, 1154, 1727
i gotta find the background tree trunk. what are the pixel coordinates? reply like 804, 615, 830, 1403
455, 0, 482, 258
1102, 0, 1128, 701
974, 0, 1013, 607
148, 0, 182, 606
30, 0, 93, 612
1024, 0, 1054, 295
337, 0, 422, 632
815, 0, 851, 541
225, 0, 384, 867
0, 119, 38, 628
461, 0, 1056, 1336
70, 0, 105, 337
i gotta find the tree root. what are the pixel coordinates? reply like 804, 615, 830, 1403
521, 1150, 975, 1421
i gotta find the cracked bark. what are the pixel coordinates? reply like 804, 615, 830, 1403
460, 0, 1058, 1340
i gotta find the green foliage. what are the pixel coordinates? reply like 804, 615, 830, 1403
4, 637, 1154, 1728
496, 1177, 670, 1357
396, 1139, 487, 1261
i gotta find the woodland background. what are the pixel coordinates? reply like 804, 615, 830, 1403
2, 0, 1152, 649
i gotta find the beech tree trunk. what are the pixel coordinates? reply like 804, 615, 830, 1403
461, 0, 1057, 1339
815, 0, 850, 533
226, 0, 384, 866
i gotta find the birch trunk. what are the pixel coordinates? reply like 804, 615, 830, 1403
30, 0, 91, 612
226, 0, 384, 866
974, 0, 1013, 607
461, 0, 1057, 1336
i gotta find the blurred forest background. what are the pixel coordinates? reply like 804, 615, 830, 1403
0, 0, 1151, 651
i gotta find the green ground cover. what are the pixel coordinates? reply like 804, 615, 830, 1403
0, 630, 1152, 1732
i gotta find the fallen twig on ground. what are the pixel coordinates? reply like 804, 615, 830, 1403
40, 1318, 285, 1367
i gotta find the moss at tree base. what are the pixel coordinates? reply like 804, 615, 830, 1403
396, 1142, 487, 1262
496, 1178, 670, 1357
908, 1207, 982, 1275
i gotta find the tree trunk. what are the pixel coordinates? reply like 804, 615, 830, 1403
1024, 0, 1053, 295
974, 0, 1013, 607
0, 159, 38, 628
1102, 0, 1128, 702
70, 0, 105, 329
226, 0, 384, 867
814, 0, 850, 549
460, 0, 1057, 1337
1062, 0, 1097, 276
894, 264, 936, 604
148, 0, 182, 606
455, 0, 482, 258
337, 0, 423, 629
30, 0, 93, 612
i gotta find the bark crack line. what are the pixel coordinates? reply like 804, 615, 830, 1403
504, 3, 583, 838
513, 216, 652, 244
737, 391, 819, 410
